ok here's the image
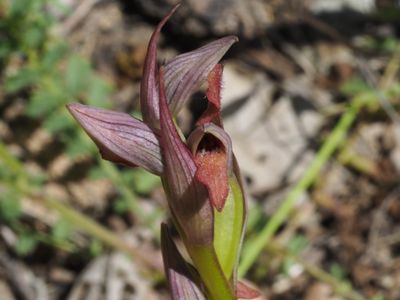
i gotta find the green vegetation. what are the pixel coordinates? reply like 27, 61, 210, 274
0, 0, 162, 260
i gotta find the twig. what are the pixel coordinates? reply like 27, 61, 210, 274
356, 55, 400, 125
59, 0, 98, 36
43, 196, 163, 272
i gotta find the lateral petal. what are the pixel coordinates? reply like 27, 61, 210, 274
164, 36, 238, 115
67, 103, 163, 175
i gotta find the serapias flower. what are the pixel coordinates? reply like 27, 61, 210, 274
67, 4, 259, 300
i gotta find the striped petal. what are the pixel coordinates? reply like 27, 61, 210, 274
140, 4, 180, 128
165, 36, 238, 115
67, 103, 163, 175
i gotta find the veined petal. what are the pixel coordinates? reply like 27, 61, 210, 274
187, 123, 233, 211
158, 68, 213, 245
161, 224, 206, 300
67, 103, 163, 175
164, 36, 238, 115
140, 4, 180, 128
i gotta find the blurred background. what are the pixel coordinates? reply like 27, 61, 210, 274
1, 0, 400, 299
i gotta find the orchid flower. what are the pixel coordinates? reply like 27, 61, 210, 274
67, 5, 259, 300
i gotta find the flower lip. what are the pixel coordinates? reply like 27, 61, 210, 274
188, 123, 233, 174
197, 133, 224, 153
188, 123, 233, 211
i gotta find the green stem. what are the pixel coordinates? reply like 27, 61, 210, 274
239, 97, 365, 277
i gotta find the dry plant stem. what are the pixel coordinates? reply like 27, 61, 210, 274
0, 141, 163, 273
239, 96, 365, 276
380, 44, 400, 89
99, 159, 141, 213
77, 131, 162, 235
356, 49, 400, 125
59, 0, 98, 36
265, 243, 366, 300
337, 144, 378, 178
98, 158, 161, 235
44, 196, 162, 272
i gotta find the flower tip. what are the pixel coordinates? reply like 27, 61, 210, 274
66, 102, 93, 116
222, 35, 239, 47
65, 102, 79, 113
166, 3, 181, 19
66, 102, 86, 121
229, 35, 239, 43
172, 2, 181, 10
66, 103, 102, 126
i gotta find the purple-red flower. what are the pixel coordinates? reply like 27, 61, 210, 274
67, 5, 259, 300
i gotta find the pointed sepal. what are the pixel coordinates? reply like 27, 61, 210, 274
161, 223, 206, 300
67, 103, 163, 175
140, 4, 180, 128
165, 36, 238, 116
